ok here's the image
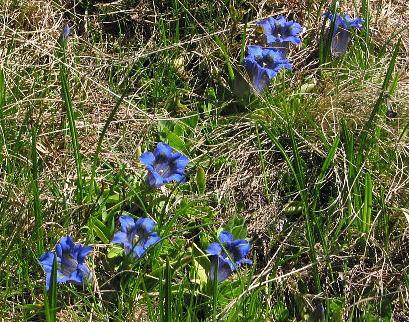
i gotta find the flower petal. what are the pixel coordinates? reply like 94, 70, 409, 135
154, 143, 174, 159
256, 19, 271, 36
77, 264, 91, 282
322, 13, 333, 20
139, 152, 156, 166
207, 242, 222, 255
56, 272, 71, 284
262, 48, 285, 61
55, 235, 75, 258
218, 231, 233, 245
172, 154, 190, 170
246, 45, 263, 59
119, 215, 136, 233
147, 171, 165, 188
45, 272, 52, 291
264, 68, 279, 80
67, 269, 84, 285
132, 245, 146, 258
331, 29, 351, 57
112, 231, 128, 245
287, 21, 303, 38
230, 239, 251, 261
141, 233, 161, 249
38, 251, 55, 272
163, 173, 185, 184
77, 245, 93, 263
210, 257, 233, 282
285, 35, 301, 45
135, 217, 155, 235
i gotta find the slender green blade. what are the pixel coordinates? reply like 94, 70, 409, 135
31, 125, 44, 254
214, 35, 235, 82
45, 254, 58, 322
212, 257, 218, 321
362, 172, 373, 233
358, 37, 401, 157
255, 124, 270, 203
89, 90, 127, 201
165, 256, 172, 322
59, 62, 83, 202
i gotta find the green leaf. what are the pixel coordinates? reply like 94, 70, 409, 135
196, 167, 206, 194
183, 114, 199, 128
166, 131, 185, 152
158, 120, 175, 133
107, 246, 124, 259
192, 242, 211, 272
173, 123, 185, 136
224, 216, 247, 240
91, 217, 110, 244
190, 257, 208, 290
105, 193, 120, 205
232, 222, 247, 241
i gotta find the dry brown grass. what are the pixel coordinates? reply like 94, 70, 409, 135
1, 0, 409, 319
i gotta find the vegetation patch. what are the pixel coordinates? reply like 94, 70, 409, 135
0, 0, 408, 320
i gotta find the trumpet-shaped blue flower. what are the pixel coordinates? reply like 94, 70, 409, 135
140, 143, 190, 188
112, 216, 160, 258
38, 235, 93, 291
206, 231, 252, 282
256, 16, 302, 46
323, 13, 365, 56
242, 45, 292, 92
62, 24, 70, 39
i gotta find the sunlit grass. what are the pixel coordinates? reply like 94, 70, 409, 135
0, 0, 408, 320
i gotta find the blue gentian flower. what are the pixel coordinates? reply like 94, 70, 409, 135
38, 235, 93, 291
256, 16, 302, 46
206, 231, 252, 282
62, 24, 70, 39
139, 143, 190, 188
112, 215, 161, 258
242, 45, 292, 92
323, 13, 365, 56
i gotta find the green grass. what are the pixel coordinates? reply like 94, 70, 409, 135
0, 0, 408, 320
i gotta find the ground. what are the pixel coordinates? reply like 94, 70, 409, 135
1, 0, 409, 320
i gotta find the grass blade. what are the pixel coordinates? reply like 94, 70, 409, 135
398, 119, 409, 143
214, 35, 235, 82
165, 256, 172, 322
261, 123, 321, 292
31, 125, 44, 255
240, 19, 248, 61
361, 0, 371, 65
45, 254, 58, 322
59, 62, 83, 202
89, 90, 127, 201
362, 172, 373, 233
380, 187, 389, 253
319, 1, 339, 64
311, 136, 339, 284
0, 67, 5, 139
0, 67, 6, 169
358, 37, 401, 158
255, 124, 270, 204
212, 257, 218, 321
